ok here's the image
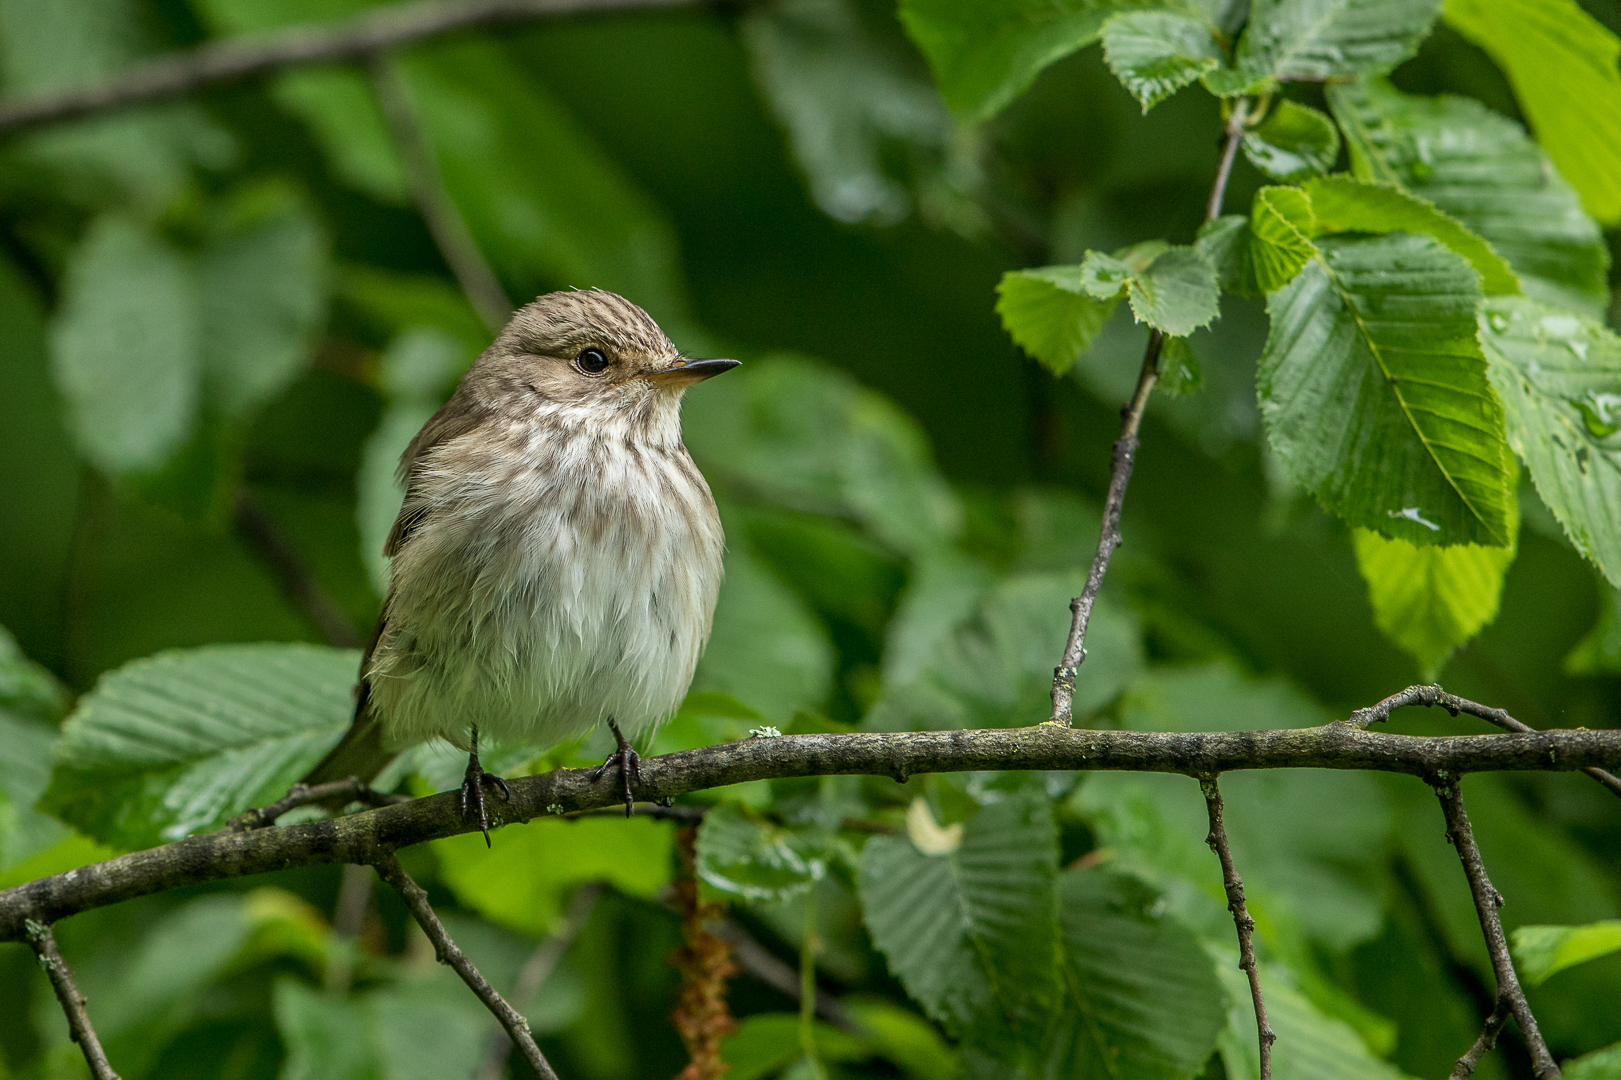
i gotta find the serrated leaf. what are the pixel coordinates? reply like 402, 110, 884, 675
1328, 77, 1609, 317
1302, 175, 1518, 295
1443, 0, 1621, 224
1249, 185, 1317, 292
48, 216, 200, 476
434, 815, 673, 935
1512, 921, 1621, 987
859, 789, 1059, 1051
1243, 100, 1341, 180
1196, 215, 1260, 295
199, 190, 330, 419
1126, 246, 1221, 335
1258, 233, 1516, 547
40, 643, 356, 847
1479, 297, 1621, 584
1049, 869, 1226, 1080
696, 802, 827, 902
1234, 0, 1442, 85
1352, 528, 1514, 677
1157, 336, 1202, 396
996, 267, 1120, 375
1101, 10, 1223, 112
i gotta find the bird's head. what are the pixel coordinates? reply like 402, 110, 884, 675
474, 290, 738, 417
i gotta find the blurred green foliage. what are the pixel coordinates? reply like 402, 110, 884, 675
1, 1, 1620, 1079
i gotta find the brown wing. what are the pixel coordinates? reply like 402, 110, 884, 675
383, 397, 490, 557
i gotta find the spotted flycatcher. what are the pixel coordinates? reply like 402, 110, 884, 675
304, 290, 736, 837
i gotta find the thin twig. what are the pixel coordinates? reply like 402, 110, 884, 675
0, 0, 696, 136
1433, 779, 1560, 1079
8, 722, 1621, 941
229, 778, 408, 831
373, 854, 561, 1080
1450, 1005, 1509, 1080
232, 489, 363, 649
1049, 97, 1251, 726
1354, 684, 1621, 799
368, 53, 511, 331
325, 862, 376, 994
712, 920, 854, 1030
1201, 778, 1274, 1080
24, 920, 120, 1080
476, 883, 603, 1080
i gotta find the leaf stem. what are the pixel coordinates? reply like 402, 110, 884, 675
25, 920, 120, 1080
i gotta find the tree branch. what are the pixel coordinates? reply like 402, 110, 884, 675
5, 721, 1621, 941
1355, 684, 1621, 799
1433, 780, 1559, 1079
373, 854, 560, 1080
0, 0, 697, 137
24, 920, 120, 1080
1450, 1005, 1509, 1080
1201, 778, 1274, 1080
367, 52, 512, 332
228, 777, 408, 831
475, 883, 602, 1080
1049, 97, 1251, 725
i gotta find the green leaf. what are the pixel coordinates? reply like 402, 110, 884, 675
1217, 963, 1415, 1080
274, 978, 381, 1080
1302, 175, 1519, 295
198, 187, 330, 419
897, 0, 1127, 123
1243, 100, 1341, 180
1479, 297, 1621, 584
1033, 243, 1220, 340
1233, 0, 1442, 87
434, 815, 673, 936
1352, 529, 1515, 677
1512, 921, 1621, 987
0, 632, 71, 870
1443, 0, 1621, 224
1050, 869, 1226, 1079
996, 266, 1120, 375
48, 216, 200, 476
273, 67, 409, 203
859, 789, 1060, 1051
1327, 77, 1609, 318
1258, 233, 1516, 547
866, 570, 1142, 731
1249, 185, 1317, 293
683, 356, 961, 557
696, 802, 827, 903
721, 1013, 870, 1080
741, 0, 954, 226
1101, 10, 1223, 112
1124, 246, 1221, 335
1157, 336, 1202, 396
844, 999, 964, 1080
1565, 1041, 1621, 1080
40, 643, 357, 848
1196, 214, 1260, 296
1566, 584, 1621, 675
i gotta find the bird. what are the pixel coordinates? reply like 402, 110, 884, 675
301, 289, 736, 840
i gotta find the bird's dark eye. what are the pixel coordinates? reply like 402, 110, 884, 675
576, 348, 610, 375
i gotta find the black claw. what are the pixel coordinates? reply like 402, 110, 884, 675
459, 728, 508, 846
589, 718, 640, 816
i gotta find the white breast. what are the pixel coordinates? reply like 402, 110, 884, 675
366, 401, 725, 754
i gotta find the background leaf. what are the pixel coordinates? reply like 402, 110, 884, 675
1512, 921, 1621, 987
997, 266, 1119, 375
1352, 528, 1515, 678
1479, 297, 1621, 584
696, 801, 826, 902
1258, 233, 1516, 547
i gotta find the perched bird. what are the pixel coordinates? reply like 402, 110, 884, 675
303, 290, 736, 838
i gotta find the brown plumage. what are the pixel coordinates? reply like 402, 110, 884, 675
304, 290, 736, 828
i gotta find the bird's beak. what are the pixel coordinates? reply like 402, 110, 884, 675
645, 357, 741, 387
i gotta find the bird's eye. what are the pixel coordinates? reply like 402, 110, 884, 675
575, 348, 610, 375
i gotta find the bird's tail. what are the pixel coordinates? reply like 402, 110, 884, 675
302, 695, 394, 788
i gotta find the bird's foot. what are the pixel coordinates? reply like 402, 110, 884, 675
459, 752, 510, 847
589, 718, 641, 817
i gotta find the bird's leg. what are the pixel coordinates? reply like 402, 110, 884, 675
459, 725, 510, 846
589, 718, 641, 817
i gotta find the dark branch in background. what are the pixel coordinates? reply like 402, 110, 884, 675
1451, 1005, 1510, 1080
24, 920, 120, 1080
0, 0, 697, 137
1356, 684, 1621, 800
7, 718, 1621, 942
1201, 778, 1274, 1080
1049, 97, 1252, 726
476, 883, 603, 1080
373, 855, 561, 1080
325, 862, 376, 994
230, 777, 408, 831
713, 920, 855, 1031
368, 52, 512, 331
232, 490, 364, 649
1433, 781, 1560, 1079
